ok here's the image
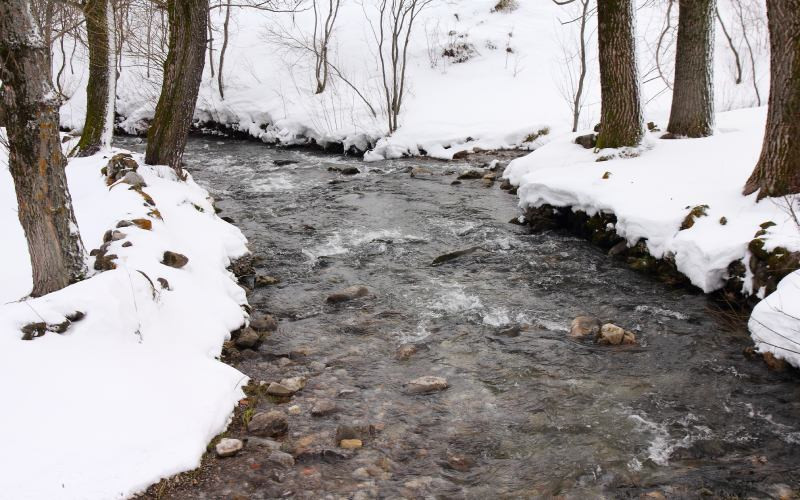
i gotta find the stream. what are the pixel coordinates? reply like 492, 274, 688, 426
122, 137, 800, 499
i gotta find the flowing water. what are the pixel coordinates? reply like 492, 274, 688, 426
123, 137, 800, 499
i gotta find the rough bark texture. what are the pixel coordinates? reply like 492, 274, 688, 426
0, 0, 87, 296
743, 0, 800, 198
666, 0, 716, 138
145, 0, 208, 175
596, 0, 643, 149
75, 0, 114, 156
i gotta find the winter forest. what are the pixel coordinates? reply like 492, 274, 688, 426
1, 0, 799, 498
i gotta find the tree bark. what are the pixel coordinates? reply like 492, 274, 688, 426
0, 0, 87, 297
596, 0, 643, 149
75, 0, 116, 156
145, 0, 208, 175
743, 0, 800, 198
666, 0, 715, 138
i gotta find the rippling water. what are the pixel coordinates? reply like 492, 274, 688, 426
121, 137, 800, 499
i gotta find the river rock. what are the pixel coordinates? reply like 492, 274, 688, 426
339, 439, 362, 449
410, 167, 434, 177
215, 438, 244, 458
248, 410, 288, 437
162, 251, 189, 269
268, 450, 295, 467
250, 313, 278, 332
311, 399, 337, 417
570, 316, 602, 338
406, 375, 449, 394
267, 376, 306, 396
395, 344, 418, 360
457, 169, 484, 180
255, 274, 280, 287
575, 133, 597, 149
326, 285, 369, 303
234, 327, 261, 349
340, 166, 360, 175
596, 323, 636, 345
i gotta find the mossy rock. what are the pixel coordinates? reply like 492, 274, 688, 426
680, 204, 709, 230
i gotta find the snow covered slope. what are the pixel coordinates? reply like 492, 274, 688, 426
0, 135, 249, 499
58, 0, 767, 159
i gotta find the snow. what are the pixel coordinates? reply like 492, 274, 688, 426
57, 0, 768, 161
503, 106, 800, 294
749, 271, 800, 368
0, 132, 250, 499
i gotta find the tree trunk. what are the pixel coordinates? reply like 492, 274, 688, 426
743, 0, 800, 198
145, 0, 208, 175
596, 0, 643, 149
666, 0, 716, 138
75, 0, 117, 156
0, 0, 87, 297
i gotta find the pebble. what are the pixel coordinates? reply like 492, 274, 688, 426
340, 439, 363, 449
247, 437, 282, 451
250, 313, 278, 332
311, 399, 337, 417
406, 375, 449, 395
267, 450, 295, 468
288, 405, 302, 415
326, 285, 369, 304
395, 344, 417, 360
276, 357, 293, 368
215, 438, 243, 458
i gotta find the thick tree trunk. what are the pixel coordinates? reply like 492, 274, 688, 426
145, 0, 208, 175
596, 0, 643, 149
666, 0, 716, 138
75, 0, 117, 156
743, 0, 800, 198
0, 0, 87, 296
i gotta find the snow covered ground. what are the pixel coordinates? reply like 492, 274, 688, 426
57, 0, 768, 160
0, 133, 249, 499
749, 270, 800, 368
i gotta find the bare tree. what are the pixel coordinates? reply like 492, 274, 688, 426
75, 0, 118, 155
742, 0, 800, 198
311, 0, 341, 93
596, 0, 643, 148
665, 0, 716, 138
0, 0, 87, 296
366, 0, 433, 134
217, 0, 232, 98
553, 0, 595, 132
716, 7, 742, 84
145, 0, 209, 175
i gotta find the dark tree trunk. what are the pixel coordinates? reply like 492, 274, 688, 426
0, 0, 87, 297
666, 0, 716, 138
596, 0, 643, 149
75, 0, 116, 156
743, 0, 800, 198
145, 0, 208, 175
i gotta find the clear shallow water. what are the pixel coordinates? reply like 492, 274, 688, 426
122, 137, 800, 499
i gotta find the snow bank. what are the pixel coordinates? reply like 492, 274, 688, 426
749, 271, 800, 368
503, 107, 800, 294
0, 135, 249, 499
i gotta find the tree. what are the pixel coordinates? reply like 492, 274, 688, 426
0, 0, 87, 296
665, 0, 715, 138
145, 0, 208, 175
743, 0, 800, 198
595, 0, 643, 149
74, 0, 118, 156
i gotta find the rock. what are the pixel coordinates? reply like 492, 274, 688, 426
274, 159, 297, 166
122, 241, 133, 248
763, 352, 787, 372
500, 178, 513, 191
483, 171, 497, 181
482, 178, 494, 188
132, 218, 152, 230
268, 450, 295, 467
157, 277, 170, 290
569, 316, 602, 338
248, 437, 282, 451
452, 150, 470, 160
248, 410, 288, 437
410, 167, 434, 177
335, 423, 376, 442
235, 328, 261, 349
450, 180, 462, 185
21, 322, 47, 340
574, 133, 597, 149
395, 344, 418, 360
406, 376, 449, 395
596, 323, 636, 345
457, 169, 484, 180
111, 230, 126, 241
339, 439, 363, 449
162, 251, 189, 269
608, 240, 628, 257
266, 376, 306, 396
431, 246, 480, 266
326, 285, 369, 304
446, 454, 475, 472
250, 313, 278, 332
119, 171, 146, 188
340, 166, 360, 175
116, 220, 132, 228
215, 438, 244, 458
288, 405, 302, 415
311, 400, 337, 417
255, 274, 280, 287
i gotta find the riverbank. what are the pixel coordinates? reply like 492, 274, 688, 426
0, 138, 250, 499
502, 106, 800, 367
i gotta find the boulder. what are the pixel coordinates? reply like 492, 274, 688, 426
569, 316, 602, 338
574, 133, 597, 149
